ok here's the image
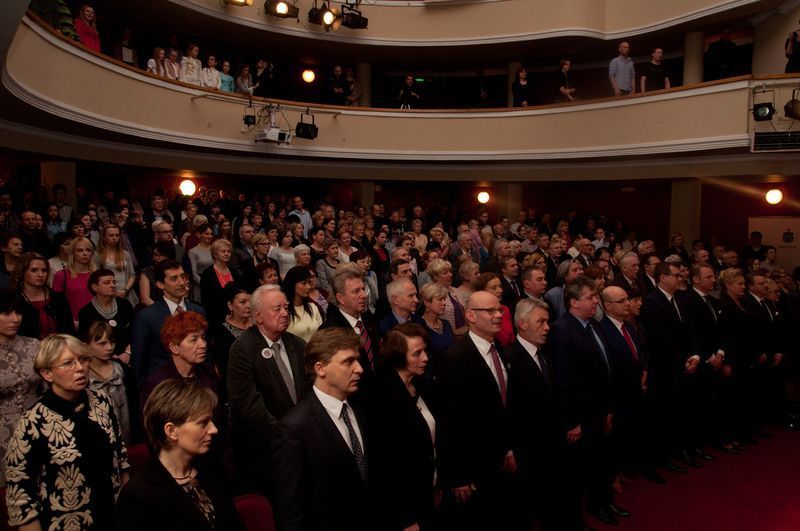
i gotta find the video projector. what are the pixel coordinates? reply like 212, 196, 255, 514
255, 126, 294, 145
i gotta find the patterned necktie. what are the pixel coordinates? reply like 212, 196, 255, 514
355, 320, 374, 370
174, 304, 184, 315
341, 404, 367, 482
272, 342, 297, 404
510, 279, 520, 297
620, 323, 639, 362
488, 345, 507, 406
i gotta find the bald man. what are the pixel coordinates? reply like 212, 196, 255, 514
599, 286, 663, 485
437, 290, 518, 530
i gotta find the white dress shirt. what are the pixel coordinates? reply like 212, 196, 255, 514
468, 331, 507, 389
516, 335, 545, 372
164, 297, 187, 315
313, 386, 364, 453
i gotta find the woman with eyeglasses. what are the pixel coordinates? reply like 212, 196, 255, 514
0, 290, 40, 488
5, 334, 129, 530
282, 266, 323, 342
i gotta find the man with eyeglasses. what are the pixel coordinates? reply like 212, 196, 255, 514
599, 286, 664, 486
549, 276, 624, 528
437, 290, 519, 531
130, 260, 204, 388
151, 220, 184, 265
640, 262, 701, 472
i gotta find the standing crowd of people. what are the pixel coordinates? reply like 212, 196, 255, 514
0, 178, 797, 531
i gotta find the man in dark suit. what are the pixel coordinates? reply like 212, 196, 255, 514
549, 276, 624, 528
131, 260, 205, 388
228, 284, 309, 495
378, 278, 422, 335
481, 238, 512, 274
610, 252, 648, 296
270, 327, 375, 531
740, 271, 784, 435
498, 256, 522, 309
638, 253, 660, 295
680, 265, 726, 457
506, 298, 565, 530
640, 262, 701, 471
320, 267, 380, 381
575, 238, 594, 271
437, 290, 519, 531
599, 286, 665, 484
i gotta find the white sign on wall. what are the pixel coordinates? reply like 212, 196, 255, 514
748, 217, 800, 270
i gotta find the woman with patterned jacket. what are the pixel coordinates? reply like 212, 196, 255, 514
4, 334, 129, 530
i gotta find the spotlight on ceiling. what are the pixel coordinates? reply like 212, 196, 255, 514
752, 102, 776, 122
477, 191, 490, 204
295, 109, 318, 140
308, 1, 329, 25
302, 69, 316, 83
340, 3, 368, 29
766, 189, 783, 205
785, 99, 800, 120
264, 0, 298, 18
221, 0, 253, 6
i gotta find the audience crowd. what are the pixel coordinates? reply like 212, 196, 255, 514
0, 173, 797, 531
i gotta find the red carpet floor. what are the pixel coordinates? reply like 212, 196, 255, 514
588, 428, 800, 531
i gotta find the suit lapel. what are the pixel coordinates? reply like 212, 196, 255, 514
280, 333, 306, 398
308, 392, 365, 482
250, 329, 293, 403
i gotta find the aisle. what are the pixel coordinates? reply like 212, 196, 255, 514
590, 429, 800, 531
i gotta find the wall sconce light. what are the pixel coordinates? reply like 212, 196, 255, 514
477, 192, 490, 204
765, 189, 783, 205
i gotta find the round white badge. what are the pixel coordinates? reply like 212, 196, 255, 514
108, 319, 117, 327
261, 348, 274, 359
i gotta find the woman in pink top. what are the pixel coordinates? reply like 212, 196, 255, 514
74, 4, 101, 53
52, 236, 96, 326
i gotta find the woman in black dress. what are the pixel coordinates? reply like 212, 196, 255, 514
116, 379, 244, 531
373, 323, 438, 531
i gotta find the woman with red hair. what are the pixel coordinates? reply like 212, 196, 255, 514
139, 311, 223, 430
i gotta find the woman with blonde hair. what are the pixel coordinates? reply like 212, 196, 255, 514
5, 334, 129, 530
200, 239, 242, 326
427, 258, 468, 337
52, 236, 96, 325
147, 47, 167, 77
74, 4, 100, 52
95, 224, 137, 305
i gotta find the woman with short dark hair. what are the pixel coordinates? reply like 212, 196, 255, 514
115, 379, 244, 531
374, 323, 438, 530
77, 268, 135, 359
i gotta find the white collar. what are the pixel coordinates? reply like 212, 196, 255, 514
658, 287, 675, 302
339, 308, 361, 329
516, 335, 540, 358
468, 330, 494, 357
607, 315, 625, 331
164, 297, 186, 314
313, 385, 349, 419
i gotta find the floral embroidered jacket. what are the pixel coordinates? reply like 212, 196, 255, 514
5, 388, 129, 530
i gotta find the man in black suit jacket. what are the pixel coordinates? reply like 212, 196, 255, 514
549, 276, 623, 527
270, 327, 375, 531
437, 290, 519, 531
499, 256, 522, 310
506, 298, 564, 530
600, 286, 665, 483
680, 265, 726, 456
228, 284, 309, 495
741, 271, 784, 432
320, 268, 380, 380
131, 261, 205, 387
640, 262, 702, 470
610, 252, 649, 296
638, 253, 661, 295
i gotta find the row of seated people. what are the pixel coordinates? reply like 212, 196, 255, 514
0, 232, 797, 529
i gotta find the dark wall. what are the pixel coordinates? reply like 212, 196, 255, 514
700, 181, 800, 249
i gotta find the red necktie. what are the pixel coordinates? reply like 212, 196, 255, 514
621, 323, 638, 362
355, 320, 374, 370
488, 345, 507, 406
